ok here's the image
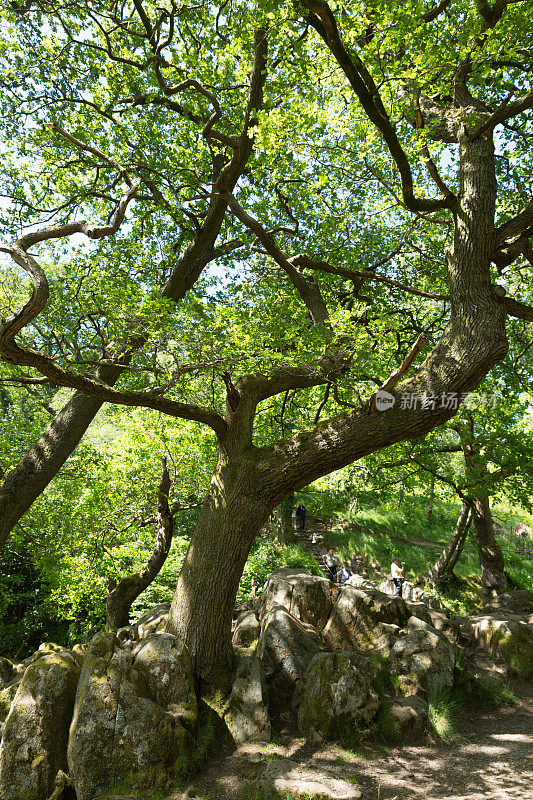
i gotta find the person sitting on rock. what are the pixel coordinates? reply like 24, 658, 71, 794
390, 556, 405, 597
323, 549, 337, 582
338, 562, 352, 584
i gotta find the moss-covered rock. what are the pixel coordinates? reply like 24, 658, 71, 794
222, 656, 271, 744
295, 651, 380, 741
469, 613, 533, 677
0, 650, 81, 800
67, 631, 197, 800
324, 585, 409, 651
258, 605, 327, 702
232, 610, 260, 648
482, 590, 533, 616
388, 696, 428, 742
0, 679, 20, 726
133, 603, 170, 639
387, 627, 455, 696
258, 569, 339, 630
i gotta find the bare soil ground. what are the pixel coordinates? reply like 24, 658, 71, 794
174, 679, 533, 800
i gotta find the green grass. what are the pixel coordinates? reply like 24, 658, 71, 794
312, 497, 533, 615
334, 745, 364, 761
427, 687, 461, 742
467, 674, 517, 707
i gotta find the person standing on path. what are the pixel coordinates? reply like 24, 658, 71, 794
390, 556, 405, 597
323, 549, 337, 582
295, 500, 306, 530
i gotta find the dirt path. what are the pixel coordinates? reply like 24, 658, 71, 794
177, 680, 533, 800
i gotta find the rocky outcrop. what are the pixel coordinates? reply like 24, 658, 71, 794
232, 610, 260, 648
295, 651, 380, 741
378, 579, 441, 609
468, 613, 533, 677
0, 650, 82, 800
387, 626, 456, 696
258, 569, 339, 630
324, 585, 408, 650
68, 631, 197, 800
258, 605, 327, 701
222, 656, 270, 744
372, 622, 404, 654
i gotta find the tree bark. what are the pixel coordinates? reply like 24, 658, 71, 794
471, 494, 507, 596
459, 421, 508, 595
427, 475, 435, 522
431, 501, 472, 587
0, 390, 107, 550
106, 457, 174, 629
277, 491, 295, 544
166, 450, 273, 685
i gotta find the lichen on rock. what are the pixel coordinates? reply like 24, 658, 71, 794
0, 650, 81, 800
295, 651, 380, 741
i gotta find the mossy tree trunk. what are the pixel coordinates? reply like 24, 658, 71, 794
458, 421, 508, 596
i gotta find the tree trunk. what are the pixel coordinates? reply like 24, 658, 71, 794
277, 491, 295, 544
427, 475, 435, 522
431, 501, 472, 587
0, 390, 106, 551
459, 420, 508, 595
166, 450, 273, 685
471, 494, 507, 596
106, 457, 175, 629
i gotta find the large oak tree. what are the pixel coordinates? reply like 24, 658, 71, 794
1, 0, 532, 682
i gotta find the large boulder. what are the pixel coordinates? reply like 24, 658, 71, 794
258, 569, 339, 630
0, 650, 82, 800
258, 605, 327, 701
324, 585, 408, 650
468, 613, 533, 677
295, 651, 380, 741
427, 610, 459, 644
232, 610, 260, 648
68, 631, 197, 800
222, 656, 270, 744
387, 626, 455, 696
